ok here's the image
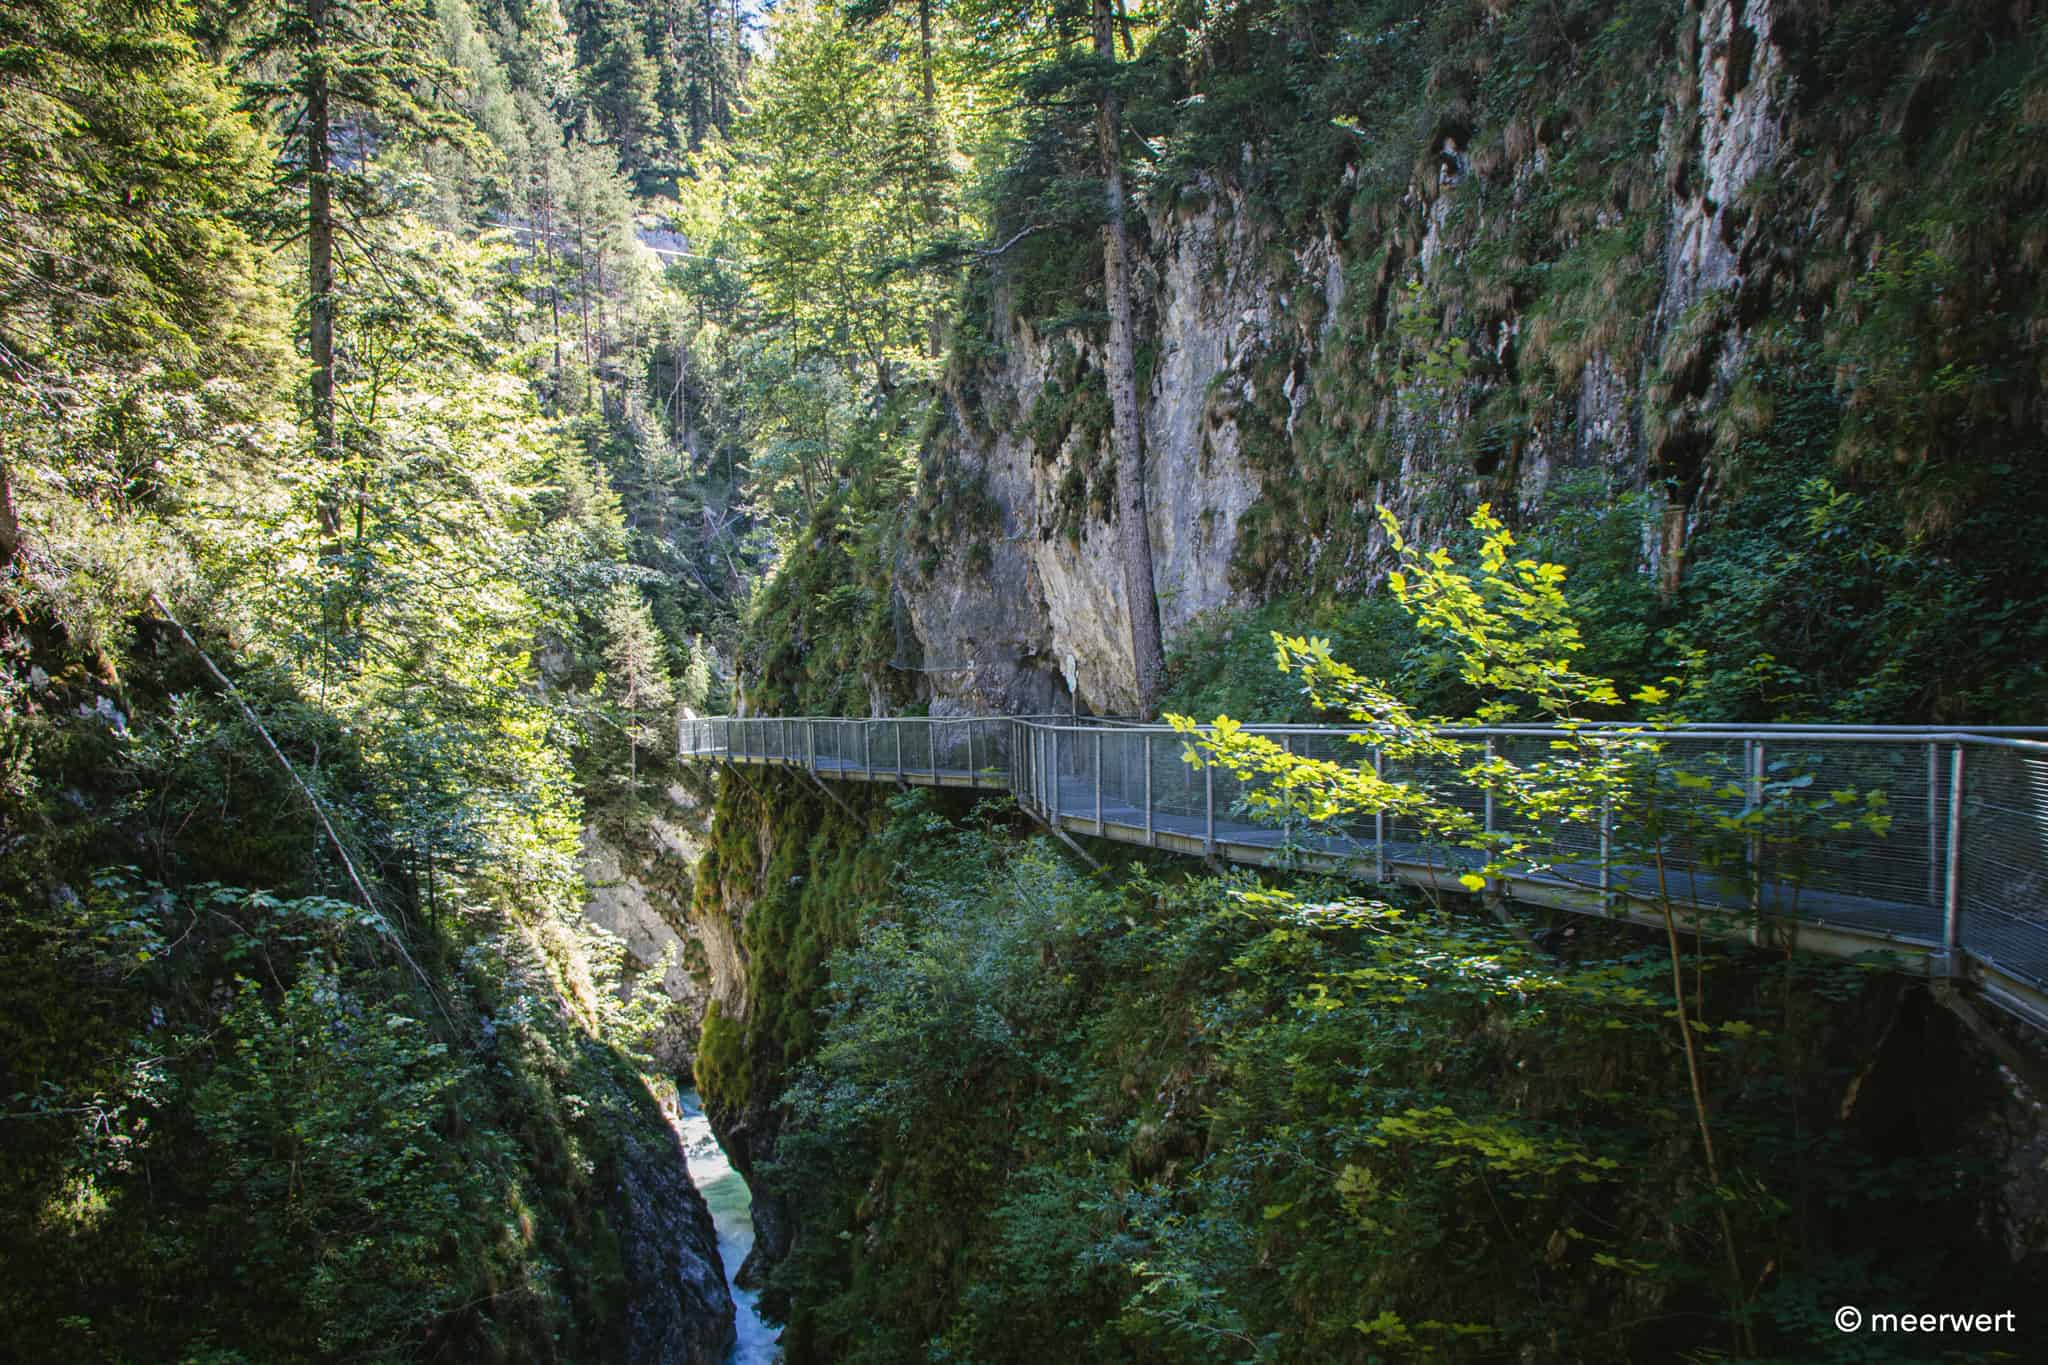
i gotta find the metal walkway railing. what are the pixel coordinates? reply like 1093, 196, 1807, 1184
678, 715, 2048, 1029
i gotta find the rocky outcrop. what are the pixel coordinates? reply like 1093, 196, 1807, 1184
601, 1045, 737, 1363
904, 0, 1797, 715
905, 183, 1305, 717
581, 779, 748, 1073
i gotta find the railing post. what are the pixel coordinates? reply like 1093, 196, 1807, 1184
1204, 750, 1216, 856
895, 720, 903, 781
1373, 747, 1386, 882
1598, 741, 1612, 909
1052, 727, 1061, 819
1926, 741, 1940, 907
1943, 743, 1965, 975
1746, 739, 1764, 912
1144, 731, 1155, 847
1024, 727, 1033, 810
863, 720, 872, 776
1281, 734, 1295, 848
1094, 730, 1104, 834
1035, 728, 1044, 813
969, 721, 978, 780
807, 719, 816, 771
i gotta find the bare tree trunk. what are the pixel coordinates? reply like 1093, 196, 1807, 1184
307, 0, 338, 537
703, 0, 724, 136
595, 246, 611, 409
576, 220, 594, 409
919, 0, 936, 110
1655, 845, 1757, 1357
670, 321, 689, 449
539, 168, 564, 386
1094, 0, 1165, 718
0, 458, 19, 566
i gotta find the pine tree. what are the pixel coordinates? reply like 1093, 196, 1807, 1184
581, 0, 659, 175
680, 633, 714, 713
0, 0, 275, 569
601, 584, 675, 788
236, 0, 471, 620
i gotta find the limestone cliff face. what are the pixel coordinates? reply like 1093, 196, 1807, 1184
602, 1049, 737, 1363
905, 0, 1793, 715
905, 185, 1305, 717
581, 777, 746, 1073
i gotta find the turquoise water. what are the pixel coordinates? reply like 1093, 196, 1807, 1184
674, 1089, 782, 1363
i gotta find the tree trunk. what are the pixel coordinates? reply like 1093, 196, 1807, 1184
919, 0, 936, 111
703, 0, 725, 137
0, 457, 19, 566
307, 0, 338, 538
670, 322, 689, 449
576, 220, 594, 409
1094, 0, 1165, 718
540, 177, 564, 385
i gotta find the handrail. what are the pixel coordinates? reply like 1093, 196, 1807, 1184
687, 712, 2048, 740
677, 712, 2048, 1031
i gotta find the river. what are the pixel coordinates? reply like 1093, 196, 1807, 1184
673, 1089, 782, 1363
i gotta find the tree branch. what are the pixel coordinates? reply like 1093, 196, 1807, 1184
148, 591, 455, 1029
978, 223, 1050, 258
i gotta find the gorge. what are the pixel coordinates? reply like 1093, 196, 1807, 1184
5, 0, 2048, 1361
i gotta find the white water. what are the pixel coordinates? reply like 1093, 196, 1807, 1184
672, 1089, 782, 1363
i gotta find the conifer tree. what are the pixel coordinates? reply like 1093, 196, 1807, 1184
237, 0, 469, 540
680, 633, 714, 713
581, 0, 665, 180
601, 584, 675, 787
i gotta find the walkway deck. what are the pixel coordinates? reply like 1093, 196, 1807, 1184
688, 716, 2048, 1030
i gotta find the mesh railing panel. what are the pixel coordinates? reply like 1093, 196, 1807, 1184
901, 722, 933, 775
1753, 739, 1942, 922
1612, 734, 1751, 911
1961, 745, 2048, 989
1151, 732, 1208, 825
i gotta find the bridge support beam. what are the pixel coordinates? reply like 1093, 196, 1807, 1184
1931, 980, 2048, 1103
802, 764, 860, 823
1026, 809, 1102, 872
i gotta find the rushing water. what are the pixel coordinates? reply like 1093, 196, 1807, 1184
673, 1089, 782, 1363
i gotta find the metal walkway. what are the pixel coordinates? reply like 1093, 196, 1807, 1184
679, 715, 2048, 1030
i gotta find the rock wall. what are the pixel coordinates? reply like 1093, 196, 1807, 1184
580, 776, 749, 1074
905, 0, 1795, 715
907, 186, 1307, 716
579, 778, 759, 1354
600, 1047, 738, 1363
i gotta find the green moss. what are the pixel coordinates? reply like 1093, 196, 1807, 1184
693, 998, 751, 1112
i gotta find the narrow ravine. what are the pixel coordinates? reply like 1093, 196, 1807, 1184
673, 1090, 781, 1363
